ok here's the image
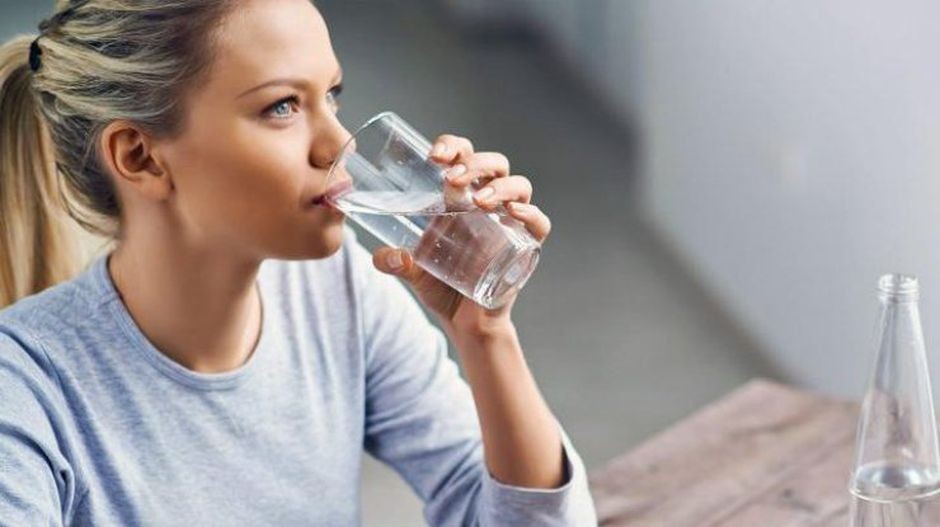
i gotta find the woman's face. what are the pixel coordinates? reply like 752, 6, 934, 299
157, 0, 352, 261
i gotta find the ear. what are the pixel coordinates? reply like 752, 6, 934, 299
99, 120, 173, 201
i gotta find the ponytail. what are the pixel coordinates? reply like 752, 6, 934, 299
0, 36, 82, 307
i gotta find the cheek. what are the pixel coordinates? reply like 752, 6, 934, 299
176, 122, 309, 219
218, 125, 307, 200
166, 120, 341, 257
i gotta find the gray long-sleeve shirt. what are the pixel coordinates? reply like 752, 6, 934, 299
0, 229, 597, 526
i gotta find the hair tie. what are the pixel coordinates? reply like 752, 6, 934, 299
32, 0, 92, 73
29, 38, 42, 72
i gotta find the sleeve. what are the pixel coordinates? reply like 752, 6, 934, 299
0, 329, 82, 526
348, 237, 597, 526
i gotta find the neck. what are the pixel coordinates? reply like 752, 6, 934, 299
107, 223, 264, 374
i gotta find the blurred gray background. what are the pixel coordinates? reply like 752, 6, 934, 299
10, 0, 940, 524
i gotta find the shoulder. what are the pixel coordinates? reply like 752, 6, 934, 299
0, 303, 71, 429
0, 294, 86, 515
0, 267, 98, 330
0, 252, 111, 327
0, 257, 113, 390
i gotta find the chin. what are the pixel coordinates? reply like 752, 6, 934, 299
260, 211, 348, 261
292, 221, 347, 260
318, 225, 346, 257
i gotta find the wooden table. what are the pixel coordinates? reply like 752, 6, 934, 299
587, 379, 940, 526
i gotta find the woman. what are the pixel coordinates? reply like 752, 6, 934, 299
0, 1, 596, 525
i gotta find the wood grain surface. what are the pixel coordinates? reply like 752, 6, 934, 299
588, 379, 940, 526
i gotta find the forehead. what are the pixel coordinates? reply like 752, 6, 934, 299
211, 0, 340, 86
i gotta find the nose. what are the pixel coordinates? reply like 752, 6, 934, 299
311, 114, 354, 169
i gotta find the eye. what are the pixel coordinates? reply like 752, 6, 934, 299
263, 95, 300, 119
327, 84, 343, 112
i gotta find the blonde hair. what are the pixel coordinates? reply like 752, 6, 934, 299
0, 0, 233, 307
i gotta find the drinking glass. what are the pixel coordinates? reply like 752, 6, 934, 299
325, 111, 541, 309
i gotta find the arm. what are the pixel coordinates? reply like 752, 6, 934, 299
445, 323, 566, 490
371, 132, 592, 496
0, 330, 79, 526
353, 235, 595, 526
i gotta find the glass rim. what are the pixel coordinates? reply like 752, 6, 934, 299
326, 110, 398, 184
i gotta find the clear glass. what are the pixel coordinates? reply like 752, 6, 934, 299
325, 111, 541, 309
849, 274, 940, 523
850, 496, 931, 527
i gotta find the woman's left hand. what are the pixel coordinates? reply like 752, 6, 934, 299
372, 134, 551, 337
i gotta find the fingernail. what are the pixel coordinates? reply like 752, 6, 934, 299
474, 187, 495, 202
431, 143, 447, 157
446, 164, 467, 180
509, 202, 532, 213
387, 251, 404, 270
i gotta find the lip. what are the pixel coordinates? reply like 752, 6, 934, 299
312, 179, 354, 207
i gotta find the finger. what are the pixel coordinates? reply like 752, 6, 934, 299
445, 151, 511, 187
507, 202, 551, 242
372, 247, 424, 283
472, 175, 533, 210
429, 134, 474, 164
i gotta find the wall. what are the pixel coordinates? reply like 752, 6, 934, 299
482, 0, 940, 397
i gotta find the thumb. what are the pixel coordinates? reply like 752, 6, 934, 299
372, 247, 423, 283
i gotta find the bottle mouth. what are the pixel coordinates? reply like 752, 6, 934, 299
878, 273, 919, 302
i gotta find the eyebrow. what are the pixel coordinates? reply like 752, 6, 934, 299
237, 66, 344, 99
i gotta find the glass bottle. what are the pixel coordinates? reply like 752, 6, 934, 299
849, 274, 940, 526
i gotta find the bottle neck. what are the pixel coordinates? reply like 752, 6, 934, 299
878, 273, 919, 304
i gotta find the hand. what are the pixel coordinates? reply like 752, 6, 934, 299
371, 134, 552, 337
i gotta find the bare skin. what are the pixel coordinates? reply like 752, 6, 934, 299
100, 0, 563, 489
